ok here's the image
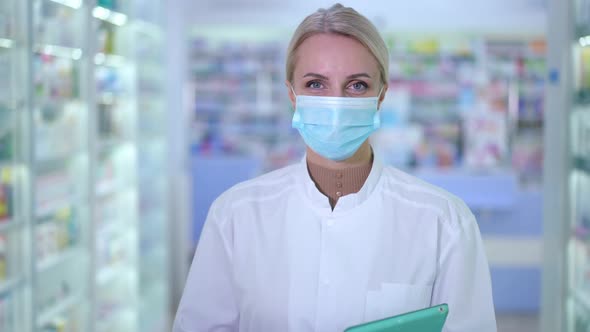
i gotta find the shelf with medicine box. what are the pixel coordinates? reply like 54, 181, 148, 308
0, 0, 169, 331
192, 33, 545, 176
36, 293, 84, 329
565, 7, 590, 330
0, 3, 24, 332
34, 206, 82, 268
30, 1, 91, 330
0, 233, 18, 291
92, 42, 139, 332
189, 36, 300, 170
378, 36, 546, 185
0, 170, 14, 225
36, 286, 86, 331
33, 0, 85, 50
131, 9, 170, 332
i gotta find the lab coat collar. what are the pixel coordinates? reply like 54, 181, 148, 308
296, 152, 384, 215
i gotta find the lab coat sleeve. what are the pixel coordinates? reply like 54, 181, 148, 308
432, 202, 497, 332
172, 197, 239, 332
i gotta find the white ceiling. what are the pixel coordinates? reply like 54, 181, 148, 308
182, 0, 547, 34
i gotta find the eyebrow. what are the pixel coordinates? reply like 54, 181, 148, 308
302, 72, 372, 80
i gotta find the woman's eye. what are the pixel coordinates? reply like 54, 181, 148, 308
350, 82, 368, 91
306, 81, 323, 89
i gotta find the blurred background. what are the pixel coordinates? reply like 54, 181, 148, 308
0, 0, 587, 331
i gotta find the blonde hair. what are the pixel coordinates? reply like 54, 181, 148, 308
286, 3, 389, 86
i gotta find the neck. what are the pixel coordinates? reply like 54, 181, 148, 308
306, 141, 373, 169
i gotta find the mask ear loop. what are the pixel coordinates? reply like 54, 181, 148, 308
290, 84, 298, 98
376, 85, 385, 110
289, 84, 302, 127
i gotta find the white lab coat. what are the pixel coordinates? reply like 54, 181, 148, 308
173, 157, 497, 332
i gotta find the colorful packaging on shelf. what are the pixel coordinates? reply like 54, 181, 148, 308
0, 169, 12, 222
463, 107, 508, 169
0, 235, 6, 281
511, 133, 543, 185
36, 207, 79, 264
573, 45, 590, 102
97, 23, 115, 55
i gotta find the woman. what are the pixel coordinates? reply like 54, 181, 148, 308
173, 4, 496, 332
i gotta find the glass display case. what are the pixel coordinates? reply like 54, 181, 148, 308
0, 1, 29, 331
0, 1, 169, 331
31, 1, 92, 331
91, 1, 140, 332
543, 0, 590, 331
130, 0, 170, 330
568, 0, 590, 330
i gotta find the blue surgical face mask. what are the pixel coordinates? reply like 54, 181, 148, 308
291, 87, 382, 161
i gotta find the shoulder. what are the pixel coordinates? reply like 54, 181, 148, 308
209, 163, 300, 215
379, 166, 475, 230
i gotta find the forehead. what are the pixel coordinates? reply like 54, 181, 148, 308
293, 33, 379, 77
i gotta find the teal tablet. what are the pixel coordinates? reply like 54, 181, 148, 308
344, 304, 449, 332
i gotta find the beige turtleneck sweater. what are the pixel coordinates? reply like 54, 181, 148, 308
306, 158, 373, 209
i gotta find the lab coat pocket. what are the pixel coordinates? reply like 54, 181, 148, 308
364, 283, 432, 322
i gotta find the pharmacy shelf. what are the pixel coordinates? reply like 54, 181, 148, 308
574, 156, 590, 175
0, 218, 20, 233
36, 293, 83, 328
33, 44, 83, 60
0, 277, 23, 294
36, 247, 80, 272
35, 195, 78, 218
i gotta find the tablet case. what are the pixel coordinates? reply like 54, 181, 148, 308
344, 303, 449, 332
